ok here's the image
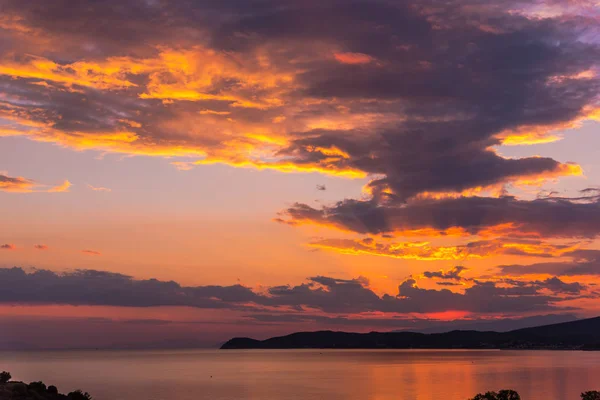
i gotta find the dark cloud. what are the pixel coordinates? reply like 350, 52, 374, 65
499, 249, 600, 276
0, 267, 588, 315
0, 268, 261, 309
0, 244, 16, 250
535, 277, 586, 294
279, 194, 600, 238
423, 266, 468, 281
0, 0, 598, 202
271, 2, 599, 199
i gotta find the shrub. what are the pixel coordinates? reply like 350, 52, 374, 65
68, 389, 93, 400
48, 385, 59, 395
12, 382, 28, 395
470, 390, 521, 400
0, 371, 11, 384
582, 392, 600, 400
469, 389, 600, 399
28, 381, 47, 392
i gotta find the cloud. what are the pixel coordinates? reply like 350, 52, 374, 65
316, 184, 327, 191
0, 267, 264, 309
48, 180, 71, 193
0, 267, 590, 316
81, 250, 101, 256
499, 249, 600, 276
0, 0, 597, 198
533, 277, 586, 294
423, 266, 468, 281
0, 173, 70, 193
0, 244, 16, 250
333, 52, 374, 65
34, 244, 48, 250
279, 192, 600, 238
0, 174, 35, 193
87, 184, 111, 192
309, 237, 580, 261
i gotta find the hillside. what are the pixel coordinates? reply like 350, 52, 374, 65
221, 316, 600, 350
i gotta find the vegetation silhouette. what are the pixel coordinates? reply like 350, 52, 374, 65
0, 373, 92, 399
469, 390, 520, 399
581, 392, 600, 400
468, 391, 600, 399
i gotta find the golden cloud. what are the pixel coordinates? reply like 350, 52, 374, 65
0, 173, 69, 193
310, 237, 581, 261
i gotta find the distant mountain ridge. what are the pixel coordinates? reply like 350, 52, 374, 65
221, 316, 600, 350
412, 313, 577, 334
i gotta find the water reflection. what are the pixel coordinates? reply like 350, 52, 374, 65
1, 349, 599, 400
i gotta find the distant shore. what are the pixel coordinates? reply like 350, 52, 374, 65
221, 316, 600, 350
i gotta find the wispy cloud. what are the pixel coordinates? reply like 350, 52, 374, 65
0, 173, 70, 193
87, 184, 111, 192
48, 180, 72, 193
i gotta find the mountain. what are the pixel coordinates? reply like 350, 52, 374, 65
413, 314, 577, 334
220, 316, 600, 350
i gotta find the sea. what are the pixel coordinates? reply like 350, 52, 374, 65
2, 349, 599, 399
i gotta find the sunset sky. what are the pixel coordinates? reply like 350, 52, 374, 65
1, 0, 600, 349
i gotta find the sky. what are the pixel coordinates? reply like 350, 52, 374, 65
1, 0, 600, 349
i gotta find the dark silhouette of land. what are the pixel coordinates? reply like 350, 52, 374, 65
469, 390, 600, 400
221, 316, 600, 350
0, 372, 92, 400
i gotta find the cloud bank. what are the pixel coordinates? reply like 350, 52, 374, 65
0, 267, 593, 316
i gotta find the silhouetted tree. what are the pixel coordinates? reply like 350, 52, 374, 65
470, 390, 521, 400
0, 371, 11, 383
68, 389, 93, 400
12, 382, 28, 395
582, 391, 600, 400
48, 385, 59, 395
28, 381, 47, 392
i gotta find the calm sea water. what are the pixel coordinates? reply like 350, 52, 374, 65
1, 349, 599, 400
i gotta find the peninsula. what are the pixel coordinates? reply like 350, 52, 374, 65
221, 316, 600, 350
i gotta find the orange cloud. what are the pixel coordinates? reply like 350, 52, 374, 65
0, 47, 293, 107
310, 237, 580, 261
1, 244, 16, 250
333, 52, 374, 65
0, 173, 35, 193
0, 173, 70, 193
48, 180, 72, 193
498, 106, 600, 146
34, 244, 49, 250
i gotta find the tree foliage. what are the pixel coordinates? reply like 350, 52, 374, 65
470, 390, 521, 400
582, 392, 600, 400
0, 371, 11, 384
67, 389, 93, 400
